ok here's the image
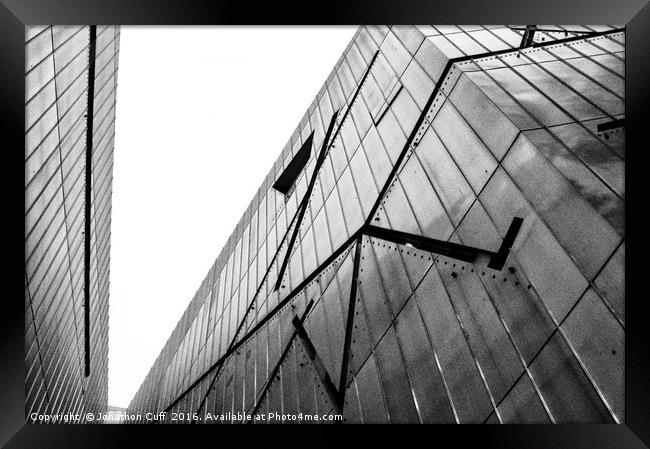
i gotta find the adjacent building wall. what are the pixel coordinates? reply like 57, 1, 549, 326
25, 25, 119, 421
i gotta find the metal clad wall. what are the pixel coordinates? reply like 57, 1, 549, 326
126, 25, 624, 424
25, 25, 120, 420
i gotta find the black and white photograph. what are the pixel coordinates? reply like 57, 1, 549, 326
23, 24, 627, 425
5, 1, 650, 445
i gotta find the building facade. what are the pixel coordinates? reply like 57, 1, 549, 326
25, 25, 119, 421
127, 25, 624, 424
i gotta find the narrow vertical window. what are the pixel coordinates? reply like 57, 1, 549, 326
84, 25, 97, 378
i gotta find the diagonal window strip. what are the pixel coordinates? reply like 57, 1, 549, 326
337, 237, 362, 403
292, 314, 342, 414
245, 299, 316, 421
519, 25, 538, 48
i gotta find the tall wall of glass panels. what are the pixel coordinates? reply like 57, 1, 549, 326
25, 25, 120, 421
126, 25, 624, 424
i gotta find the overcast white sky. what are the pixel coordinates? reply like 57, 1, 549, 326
110, 26, 357, 408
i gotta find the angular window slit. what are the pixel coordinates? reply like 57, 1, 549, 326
292, 315, 342, 413
272, 133, 314, 196
597, 118, 625, 132
520, 25, 538, 48
372, 78, 403, 126
363, 216, 523, 271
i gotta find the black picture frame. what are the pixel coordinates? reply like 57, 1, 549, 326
2, 1, 648, 447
